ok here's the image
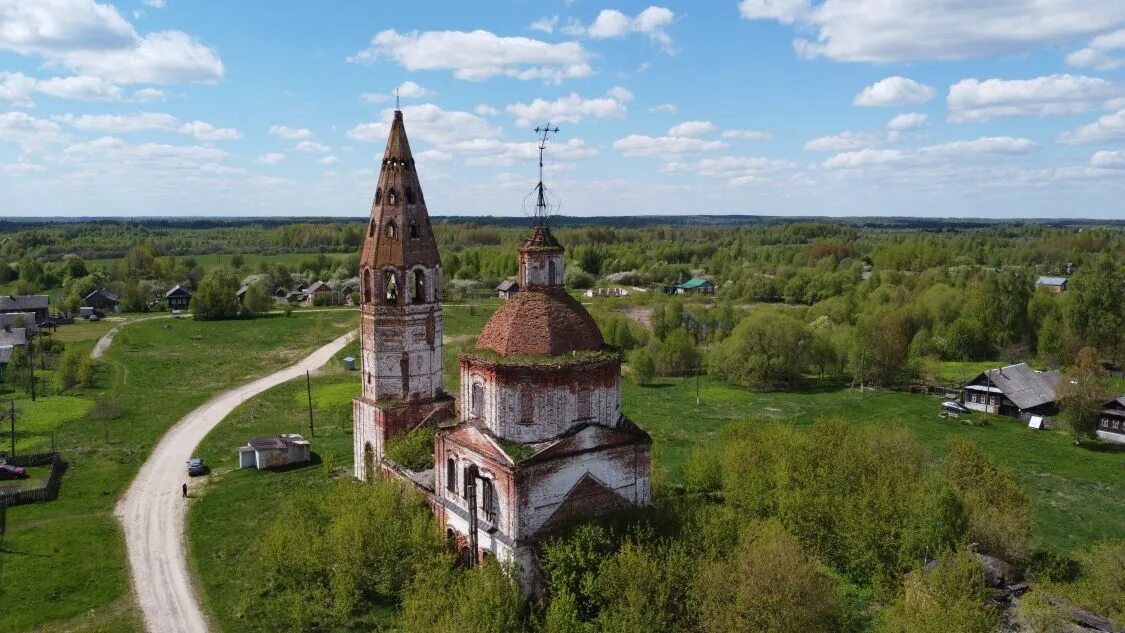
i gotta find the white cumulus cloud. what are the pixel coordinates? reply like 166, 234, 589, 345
1090, 150, 1125, 168
348, 29, 592, 83
947, 74, 1122, 122
506, 88, 631, 127
667, 121, 716, 137
268, 125, 312, 140
854, 76, 936, 107
567, 6, 677, 51
739, 0, 1125, 63
722, 129, 773, 140
886, 113, 927, 131
256, 152, 285, 165
1067, 29, 1125, 70
1058, 109, 1125, 145
613, 134, 726, 158
805, 131, 880, 152
648, 103, 677, 114
347, 103, 501, 146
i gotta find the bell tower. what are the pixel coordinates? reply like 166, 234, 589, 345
353, 108, 454, 481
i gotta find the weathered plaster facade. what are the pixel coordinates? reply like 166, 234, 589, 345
352, 112, 650, 595
352, 109, 453, 482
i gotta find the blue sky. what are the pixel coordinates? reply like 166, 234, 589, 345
2, 0, 1125, 218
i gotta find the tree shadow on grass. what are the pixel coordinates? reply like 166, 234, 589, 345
1077, 441, 1125, 454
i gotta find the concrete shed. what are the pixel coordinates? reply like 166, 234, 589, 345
238, 434, 311, 470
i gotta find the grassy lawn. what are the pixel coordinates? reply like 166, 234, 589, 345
186, 302, 498, 632
0, 311, 358, 633
623, 376, 1125, 554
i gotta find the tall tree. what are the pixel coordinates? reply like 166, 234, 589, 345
1067, 257, 1125, 365
190, 268, 242, 320
1057, 346, 1111, 445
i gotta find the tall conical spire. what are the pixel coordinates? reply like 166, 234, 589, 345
360, 109, 440, 270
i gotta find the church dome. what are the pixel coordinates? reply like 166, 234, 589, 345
475, 289, 604, 356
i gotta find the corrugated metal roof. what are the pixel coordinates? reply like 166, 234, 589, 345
1036, 276, 1067, 286
0, 295, 48, 311
677, 277, 712, 289
979, 363, 1061, 410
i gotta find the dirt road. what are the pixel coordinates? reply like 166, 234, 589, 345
115, 329, 356, 633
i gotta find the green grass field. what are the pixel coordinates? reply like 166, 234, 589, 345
622, 376, 1125, 554
0, 311, 358, 633
183, 302, 1125, 632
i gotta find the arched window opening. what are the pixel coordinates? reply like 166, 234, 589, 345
363, 269, 372, 303
548, 260, 557, 285
374, 187, 382, 204
368, 219, 375, 237
409, 222, 419, 239
481, 478, 496, 523
471, 382, 483, 418
446, 458, 457, 493
384, 220, 397, 239
463, 464, 479, 499
412, 269, 425, 303
388, 188, 397, 204
405, 187, 416, 204
577, 388, 592, 420
519, 387, 534, 425
363, 443, 375, 482
384, 271, 398, 304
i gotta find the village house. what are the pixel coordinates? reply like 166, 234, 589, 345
1035, 276, 1068, 292
962, 363, 1061, 420
352, 109, 651, 595
0, 313, 37, 335
303, 281, 338, 306
584, 287, 630, 298
0, 325, 27, 350
83, 288, 120, 312
0, 295, 49, 321
675, 277, 714, 294
1097, 396, 1125, 445
496, 279, 518, 300
237, 434, 311, 469
165, 285, 193, 311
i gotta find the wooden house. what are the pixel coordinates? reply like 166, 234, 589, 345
496, 279, 518, 300
83, 288, 120, 311
0, 326, 27, 350
165, 285, 193, 311
1035, 276, 1068, 293
0, 313, 37, 335
304, 281, 339, 306
962, 363, 1061, 419
1097, 396, 1125, 445
0, 295, 49, 320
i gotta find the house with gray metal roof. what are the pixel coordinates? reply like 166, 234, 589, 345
0, 312, 36, 335
962, 363, 1061, 419
0, 295, 49, 320
1035, 276, 1068, 292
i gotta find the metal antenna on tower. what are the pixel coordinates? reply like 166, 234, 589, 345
533, 123, 559, 226
395, 87, 400, 110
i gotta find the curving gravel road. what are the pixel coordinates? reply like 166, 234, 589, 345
115, 329, 356, 633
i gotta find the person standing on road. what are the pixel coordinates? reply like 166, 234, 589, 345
182, 483, 188, 498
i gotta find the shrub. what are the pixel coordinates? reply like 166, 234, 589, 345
384, 426, 436, 471
876, 549, 998, 633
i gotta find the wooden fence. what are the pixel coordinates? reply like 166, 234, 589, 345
0, 452, 65, 508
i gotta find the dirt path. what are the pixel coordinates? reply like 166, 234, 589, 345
115, 329, 357, 633
91, 316, 170, 360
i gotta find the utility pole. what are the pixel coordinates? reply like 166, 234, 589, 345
306, 370, 315, 437
9, 400, 15, 457
695, 359, 701, 406
26, 338, 36, 402
38, 329, 45, 370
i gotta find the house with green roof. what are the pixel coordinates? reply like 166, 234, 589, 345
674, 277, 714, 295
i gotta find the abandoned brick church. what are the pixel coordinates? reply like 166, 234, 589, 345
352, 108, 652, 592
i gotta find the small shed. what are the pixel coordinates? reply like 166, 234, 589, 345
165, 285, 194, 311
1035, 276, 1068, 293
238, 434, 311, 470
496, 279, 518, 300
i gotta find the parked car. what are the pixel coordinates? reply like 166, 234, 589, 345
0, 463, 29, 480
187, 458, 207, 476
941, 401, 971, 414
